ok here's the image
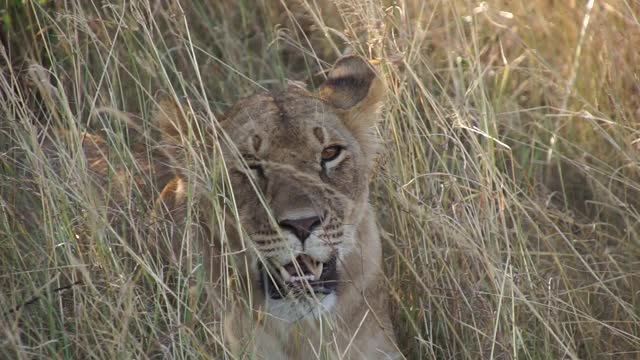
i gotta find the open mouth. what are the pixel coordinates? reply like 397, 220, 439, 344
259, 254, 338, 300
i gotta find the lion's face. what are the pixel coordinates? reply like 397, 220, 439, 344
156, 56, 383, 316
222, 89, 372, 302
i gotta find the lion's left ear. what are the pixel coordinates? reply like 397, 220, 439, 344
318, 56, 384, 131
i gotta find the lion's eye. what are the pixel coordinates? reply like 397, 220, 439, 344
320, 145, 343, 164
249, 163, 265, 178
241, 154, 264, 178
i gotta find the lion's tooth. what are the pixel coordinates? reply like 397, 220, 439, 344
300, 255, 323, 279
300, 255, 313, 272
279, 266, 292, 282
312, 262, 323, 279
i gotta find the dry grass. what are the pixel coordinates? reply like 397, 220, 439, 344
1, 0, 639, 359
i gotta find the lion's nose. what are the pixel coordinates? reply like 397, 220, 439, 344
279, 216, 322, 243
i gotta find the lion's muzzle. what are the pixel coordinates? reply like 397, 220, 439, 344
259, 254, 338, 299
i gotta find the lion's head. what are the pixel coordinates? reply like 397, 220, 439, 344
155, 56, 384, 319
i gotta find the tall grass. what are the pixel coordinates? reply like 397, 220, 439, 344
1, 0, 639, 358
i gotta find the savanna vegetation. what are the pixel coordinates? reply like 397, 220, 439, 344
1, 0, 639, 358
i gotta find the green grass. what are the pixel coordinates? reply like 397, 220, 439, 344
1, 0, 639, 358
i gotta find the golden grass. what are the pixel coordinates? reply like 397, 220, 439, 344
1, 0, 639, 358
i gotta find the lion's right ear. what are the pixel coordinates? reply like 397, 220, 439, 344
153, 97, 191, 145
318, 55, 384, 132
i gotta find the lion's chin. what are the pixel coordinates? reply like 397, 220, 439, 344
263, 292, 338, 322
259, 255, 339, 300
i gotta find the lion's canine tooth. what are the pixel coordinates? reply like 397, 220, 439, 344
301, 255, 323, 279
279, 266, 292, 282
315, 262, 324, 278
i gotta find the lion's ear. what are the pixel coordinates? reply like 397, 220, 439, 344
319, 55, 384, 129
153, 97, 191, 145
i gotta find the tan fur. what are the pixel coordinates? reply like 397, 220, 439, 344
200, 56, 399, 359
45, 56, 400, 359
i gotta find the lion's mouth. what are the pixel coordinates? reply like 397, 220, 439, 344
259, 254, 338, 300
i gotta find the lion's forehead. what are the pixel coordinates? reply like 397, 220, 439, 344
222, 91, 352, 154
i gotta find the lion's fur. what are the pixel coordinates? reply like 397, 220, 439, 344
43, 56, 400, 359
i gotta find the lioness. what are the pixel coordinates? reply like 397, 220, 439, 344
155, 55, 399, 359
44, 55, 400, 359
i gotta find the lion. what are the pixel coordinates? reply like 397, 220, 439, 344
153, 55, 400, 359
42, 55, 400, 359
